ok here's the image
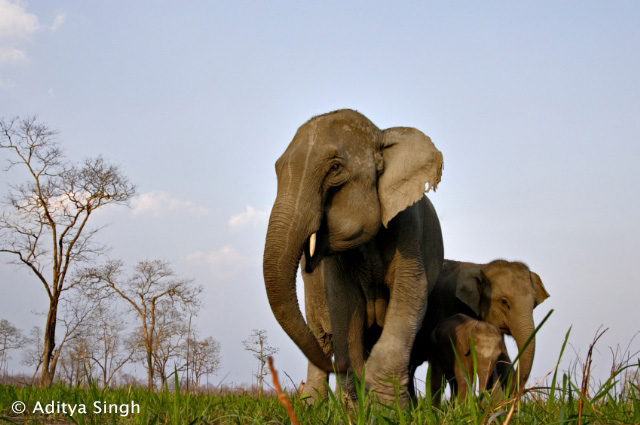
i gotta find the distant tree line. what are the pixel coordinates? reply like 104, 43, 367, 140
0, 262, 221, 392
0, 117, 221, 391
0, 116, 279, 394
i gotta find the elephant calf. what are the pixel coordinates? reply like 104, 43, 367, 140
429, 313, 506, 404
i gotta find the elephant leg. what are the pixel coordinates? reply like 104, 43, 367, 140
406, 362, 418, 401
488, 338, 508, 398
429, 362, 445, 407
495, 347, 515, 393
304, 361, 329, 401
365, 258, 429, 401
487, 367, 504, 401
323, 257, 366, 398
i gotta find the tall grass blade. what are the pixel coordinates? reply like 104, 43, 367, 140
549, 326, 572, 406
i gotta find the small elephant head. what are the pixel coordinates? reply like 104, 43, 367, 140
454, 260, 549, 387
263, 109, 443, 372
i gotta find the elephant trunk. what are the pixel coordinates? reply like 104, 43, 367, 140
512, 317, 536, 390
263, 197, 334, 373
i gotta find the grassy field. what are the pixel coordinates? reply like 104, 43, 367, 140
1, 369, 638, 424
1, 330, 639, 424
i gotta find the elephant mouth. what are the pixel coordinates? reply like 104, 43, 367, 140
302, 225, 370, 273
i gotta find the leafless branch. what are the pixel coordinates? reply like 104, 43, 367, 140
0, 116, 136, 386
78, 259, 201, 391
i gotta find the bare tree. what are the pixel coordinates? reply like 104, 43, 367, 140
155, 304, 191, 386
185, 333, 221, 393
21, 291, 99, 386
22, 326, 44, 384
58, 334, 93, 387
82, 259, 202, 391
42, 288, 100, 381
86, 303, 137, 387
128, 300, 190, 387
0, 319, 23, 382
242, 329, 279, 397
0, 117, 136, 386
117, 372, 145, 388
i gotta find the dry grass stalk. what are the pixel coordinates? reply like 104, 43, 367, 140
268, 356, 300, 425
577, 328, 607, 425
501, 389, 521, 425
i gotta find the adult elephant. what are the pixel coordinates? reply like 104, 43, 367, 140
263, 109, 444, 401
412, 259, 550, 397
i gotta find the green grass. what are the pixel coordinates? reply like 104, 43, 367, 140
0, 372, 638, 425
1, 327, 638, 425
0, 377, 638, 425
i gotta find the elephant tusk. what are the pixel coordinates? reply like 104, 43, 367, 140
309, 233, 316, 258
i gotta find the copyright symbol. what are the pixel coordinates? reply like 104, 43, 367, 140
12, 401, 26, 414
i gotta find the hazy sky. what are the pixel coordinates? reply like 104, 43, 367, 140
1, 1, 639, 390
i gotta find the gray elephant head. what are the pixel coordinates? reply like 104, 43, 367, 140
454, 260, 549, 388
263, 109, 443, 373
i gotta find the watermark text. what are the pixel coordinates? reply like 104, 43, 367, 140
11, 400, 140, 417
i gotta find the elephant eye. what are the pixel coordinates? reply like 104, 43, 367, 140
325, 159, 349, 186
501, 298, 510, 309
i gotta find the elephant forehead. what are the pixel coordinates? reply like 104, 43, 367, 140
303, 110, 380, 145
309, 109, 379, 131
484, 261, 531, 285
278, 128, 376, 172
476, 337, 502, 358
280, 111, 376, 156
486, 259, 529, 273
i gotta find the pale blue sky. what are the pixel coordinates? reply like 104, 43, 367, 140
1, 1, 639, 388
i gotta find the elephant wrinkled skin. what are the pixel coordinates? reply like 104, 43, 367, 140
263, 109, 444, 402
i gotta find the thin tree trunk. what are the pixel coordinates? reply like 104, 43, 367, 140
258, 360, 264, 398
40, 296, 59, 387
142, 318, 154, 392
186, 314, 192, 394
147, 351, 154, 391
31, 360, 42, 385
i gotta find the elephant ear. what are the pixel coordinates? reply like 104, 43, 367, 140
530, 272, 550, 307
378, 127, 443, 227
455, 265, 484, 316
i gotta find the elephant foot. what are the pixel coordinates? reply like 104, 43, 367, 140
300, 387, 325, 404
364, 363, 411, 405
303, 367, 329, 402
335, 371, 359, 401
364, 343, 413, 405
